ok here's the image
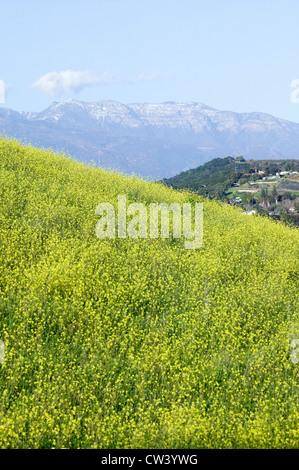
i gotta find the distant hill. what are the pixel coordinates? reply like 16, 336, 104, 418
162, 156, 299, 196
162, 156, 299, 226
2, 99, 299, 179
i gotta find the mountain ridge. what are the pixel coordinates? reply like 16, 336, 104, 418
1, 99, 299, 179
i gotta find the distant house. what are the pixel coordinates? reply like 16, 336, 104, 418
269, 211, 281, 215
242, 210, 257, 215
264, 175, 278, 180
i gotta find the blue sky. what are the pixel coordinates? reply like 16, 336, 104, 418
1, 0, 299, 122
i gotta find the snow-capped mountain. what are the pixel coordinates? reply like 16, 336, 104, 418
1, 99, 299, 179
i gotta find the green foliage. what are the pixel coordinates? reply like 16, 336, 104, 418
0, 138, 299, 448
162, 157, 243, 196
163, 156, 299, 197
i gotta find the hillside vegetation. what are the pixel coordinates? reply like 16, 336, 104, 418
0, 138, 299, 448
162, 156, 299, 196
162, 157, 299, 226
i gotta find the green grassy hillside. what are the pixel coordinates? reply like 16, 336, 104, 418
0, 138, 299, 448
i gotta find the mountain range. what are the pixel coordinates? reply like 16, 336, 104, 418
1, 99, 299, 179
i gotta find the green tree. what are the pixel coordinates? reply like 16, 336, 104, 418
261, 187, 268, 202
271, 186, 278, 204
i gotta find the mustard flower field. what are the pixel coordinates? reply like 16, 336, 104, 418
0, 137, 298, 448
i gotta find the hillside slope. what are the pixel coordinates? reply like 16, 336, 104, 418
162, 156, 299, 194
162, 156, 299, 226
0, 138, 298, 448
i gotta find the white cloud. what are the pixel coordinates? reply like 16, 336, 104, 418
32, 70, 116, 96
